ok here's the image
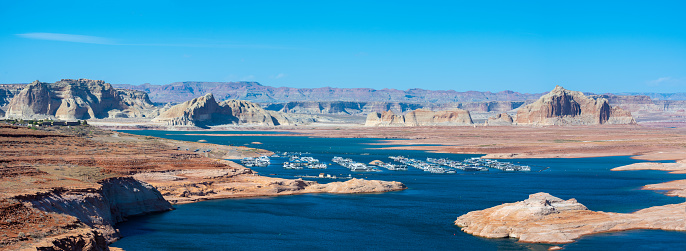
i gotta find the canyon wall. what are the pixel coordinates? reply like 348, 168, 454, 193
17, 177, 172, 242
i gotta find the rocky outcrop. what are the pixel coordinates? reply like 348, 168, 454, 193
0, 84, 25, 108
153, 93, 288, 127
365, 109, 473, 126
455, 192, 686, 244
484, 113, 513, 126
32, 228, 108, 251
17, 177, 172, 242
219, 99, 281, 125
135, 169, 407, 204
4, 79, 154, 120
515, 86, 635, 125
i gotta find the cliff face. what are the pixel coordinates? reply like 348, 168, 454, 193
515, 86, 635, 125
18, 177, 172, 242
0, 84, 25, 107
4, 79, 154, 120
153, 93, 284, 127
365, 109, 473, 126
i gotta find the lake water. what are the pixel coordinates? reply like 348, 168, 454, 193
111, 130, 686, 250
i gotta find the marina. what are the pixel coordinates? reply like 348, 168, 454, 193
244, 152, 531, 174
114, 130, 686, 251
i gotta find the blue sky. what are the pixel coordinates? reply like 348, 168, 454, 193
1, 0, 684, 93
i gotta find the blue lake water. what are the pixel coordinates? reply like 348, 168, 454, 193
111, 130, 686, 250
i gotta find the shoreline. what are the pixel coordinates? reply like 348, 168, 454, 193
0, 124, 405, 250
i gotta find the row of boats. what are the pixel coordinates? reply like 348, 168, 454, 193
242, 153, 530, 173
331, 156, 381, 172
283, 155, 327, 169
390, 156, 530, 172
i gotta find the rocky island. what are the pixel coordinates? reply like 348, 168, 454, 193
455, 158, 686, 246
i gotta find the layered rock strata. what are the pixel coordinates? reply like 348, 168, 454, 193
456, 189, 686, 244
4, 79, 154, 120
17, 177, 172, 242
133, 167, 407, 204
515, 86, 635, 125
115, 81, 543, 104
152, 93, 288, 127
365, 109, 473, 126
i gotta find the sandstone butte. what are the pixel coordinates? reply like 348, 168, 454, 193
515, 85, 635, 125
152, 92, 299, 127
4, 79, 155, 120
0, 124, 405, 250
455, 160, 686, 245
365, 108, 473, 126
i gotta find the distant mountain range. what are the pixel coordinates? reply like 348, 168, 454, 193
112, 82, 686, 104
112, 81, 546, 104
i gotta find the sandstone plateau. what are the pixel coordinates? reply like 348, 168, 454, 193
4, 79, 154, 120
516, 86, 635, 125
365, 108, 473, 126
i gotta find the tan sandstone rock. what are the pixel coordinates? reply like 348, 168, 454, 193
365, 108, 473, 126
515, 86, 635, 125
455, 192, 686, 244
5, 79, 153, 120
484, 113, 513, 126
153, 93, 291, 127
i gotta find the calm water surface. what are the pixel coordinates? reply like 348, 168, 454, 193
112, 130, 686, 250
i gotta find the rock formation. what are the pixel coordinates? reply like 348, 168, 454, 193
455, 192, 686, 244
4, 79, 154, 120
484, 113, 513, 126
365, 109, 473, 126
515, 86, 635, 125
153, 93, 289, 127
18, 177, 172, 242
0, 84, 25, 107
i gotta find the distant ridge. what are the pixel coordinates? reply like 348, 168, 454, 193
113, 81, 544, 104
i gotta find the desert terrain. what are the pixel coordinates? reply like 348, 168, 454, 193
0, 124, 404, 250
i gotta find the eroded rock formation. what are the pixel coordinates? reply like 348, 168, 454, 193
365, 109, 473, 126
515, 86, 635, 125
18, 177, 172, 242
153, 93, 292, 127
4, 79, 154, 120
455, 192, 686, 244
484, 113, 513, 126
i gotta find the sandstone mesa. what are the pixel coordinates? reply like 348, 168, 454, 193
515, 85, 635, 125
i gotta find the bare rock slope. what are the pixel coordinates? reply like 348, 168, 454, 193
455, 192, 686, 244
365, 108, 473, 126
4, 79, 154, 120
515, 86, 635, 125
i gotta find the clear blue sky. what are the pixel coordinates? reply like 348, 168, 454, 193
1, 0, 684, 93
